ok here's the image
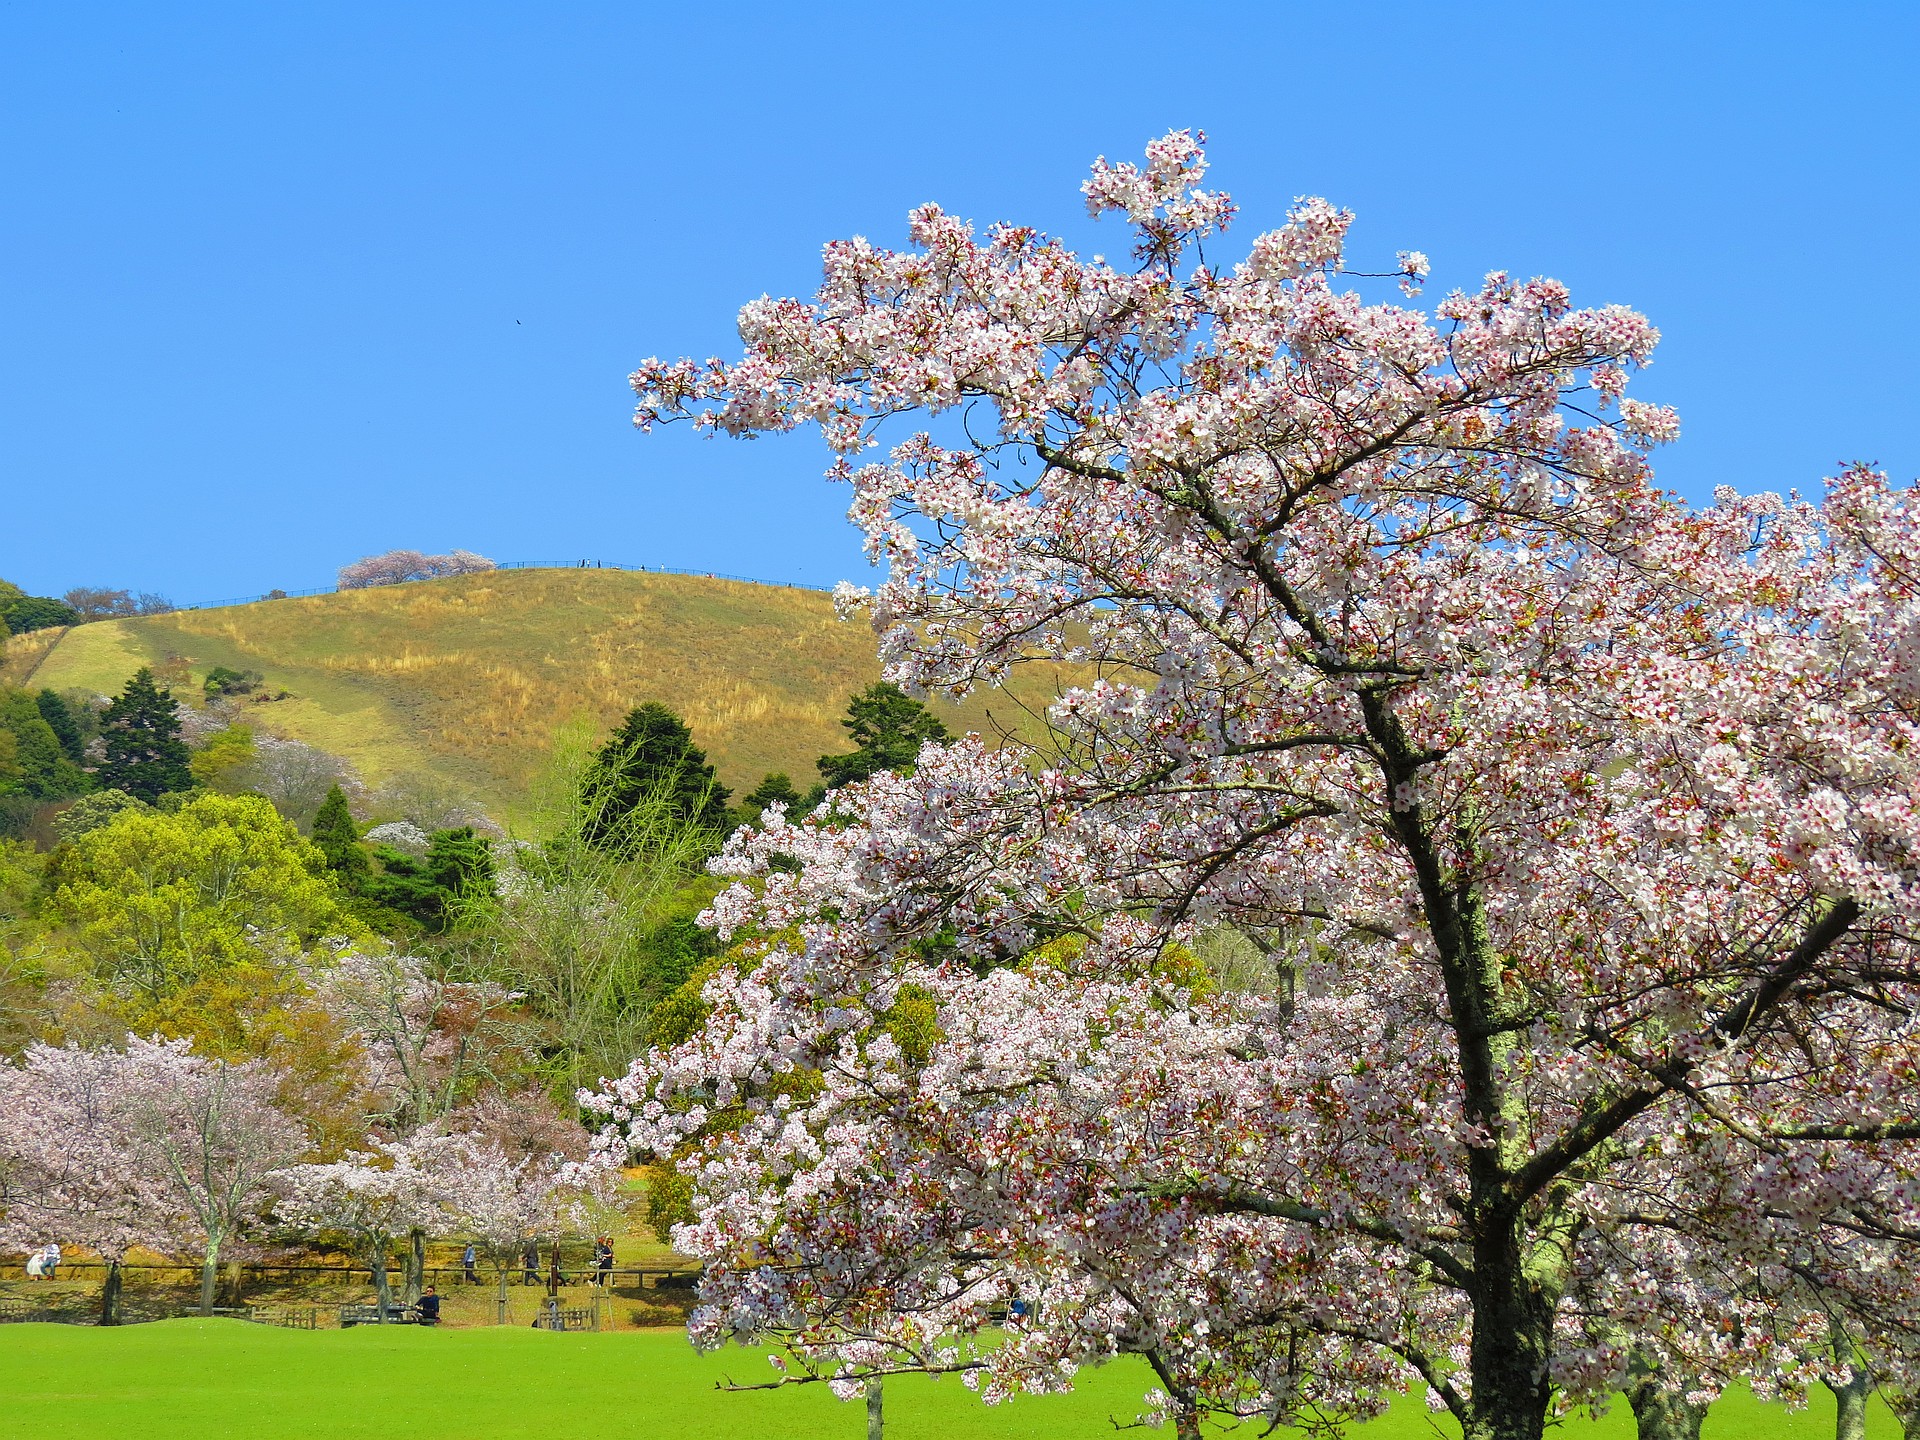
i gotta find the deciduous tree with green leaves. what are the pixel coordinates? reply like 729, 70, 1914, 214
46, 791, 347, 1001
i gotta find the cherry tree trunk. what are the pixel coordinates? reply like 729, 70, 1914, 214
403, 1228, 425, 1305
1626, 1355, 1708, 1440
98, 1260, 122, 1327
1465, 1228, 1555, 1440
198, 1247, 220, 1317
370, 1251, 394, 1321
866, 1376, 883, 1440
1826, 1371, 1871, 1440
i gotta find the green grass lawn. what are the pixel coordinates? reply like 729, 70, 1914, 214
0, 1320, 1902, 1440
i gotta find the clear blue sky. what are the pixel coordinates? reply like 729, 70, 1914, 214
4, 2, 1916, 604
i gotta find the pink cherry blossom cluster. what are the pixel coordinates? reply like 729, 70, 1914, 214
610, 134, 1920, 1440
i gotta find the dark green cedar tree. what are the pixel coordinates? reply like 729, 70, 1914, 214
741, 771, 803, 816
365, 826, 494, 933
311, 783, 370, 887
95, 668, 194, 803
583, 702, 731, 841
0, 689, 89, 799
816, 682, 953, 789
35, 690, 87, 764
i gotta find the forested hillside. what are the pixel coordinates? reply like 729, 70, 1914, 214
3, 568, 1071, 825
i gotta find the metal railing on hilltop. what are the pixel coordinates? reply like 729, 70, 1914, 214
174, 560, 840, 614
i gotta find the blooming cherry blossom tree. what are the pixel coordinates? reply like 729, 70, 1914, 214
606, 133, 1920, 1440
0, 1042, 179, 1323
119, 1036, 308, 1315
274, 1133, 455, 1319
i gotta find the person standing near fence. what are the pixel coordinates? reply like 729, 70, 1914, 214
521, 1238, 539, 1285
462, 1243, 479, 1284
594, 1236, 613, 1287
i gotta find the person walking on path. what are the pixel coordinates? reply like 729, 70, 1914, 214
462, 1243, 479, 1285
593, 1237, 614, 1287
521, 1238, 539, 1286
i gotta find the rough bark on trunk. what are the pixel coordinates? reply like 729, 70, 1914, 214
1893, 1391, 1920, 1440
370, 1251, 394, 1321
866, 1376, 884, 1440
1626, 1354, 1708, 1440
404, 1228, 425, 1305
1462, 1222, 1555, 1440
98, 1260, 123, 1327
1825, 1319, 1870, 1440
198, 1245, 220, 1316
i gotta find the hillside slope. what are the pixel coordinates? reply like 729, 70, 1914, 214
6, 569, 1073, 825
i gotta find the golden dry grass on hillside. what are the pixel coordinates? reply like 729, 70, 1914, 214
9, 569, 1074, 825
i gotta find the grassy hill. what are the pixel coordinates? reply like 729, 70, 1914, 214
3, 569, 1073, 827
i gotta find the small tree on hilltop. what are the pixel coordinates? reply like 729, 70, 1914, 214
337, 549, 496, 590
816, 682, 952, 790
581, 703, 730, 842
96, 668, 192, 802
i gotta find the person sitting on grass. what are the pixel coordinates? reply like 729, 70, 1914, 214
415, 1286, 441, 1327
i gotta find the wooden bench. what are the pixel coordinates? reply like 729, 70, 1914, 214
248, 1305, 319, 1330
531, 1300, 596, 1332
339, 1303, 420, 1328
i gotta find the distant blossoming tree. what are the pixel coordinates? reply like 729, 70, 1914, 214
0, 1042, 179, 1324
604, 133, 1920, 1440
274, 1133, 455, 1319
337, 549, 496, 590
120, 1037, 307, 1315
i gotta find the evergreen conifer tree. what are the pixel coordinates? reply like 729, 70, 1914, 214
583, 702, 731, 842
742, 771, 804, 817
816, 683, 953, 790
95, 668, 193, 803
35, 689, 86, 764
310, 783, 369, 887
0, 689, 89, 799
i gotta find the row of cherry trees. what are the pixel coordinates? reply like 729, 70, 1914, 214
0, 949, 599, 1322
597, 134, 1920, 1440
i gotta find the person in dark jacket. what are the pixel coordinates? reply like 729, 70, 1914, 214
521, 1238, 540, 1285
415, 1286, 441, 1326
